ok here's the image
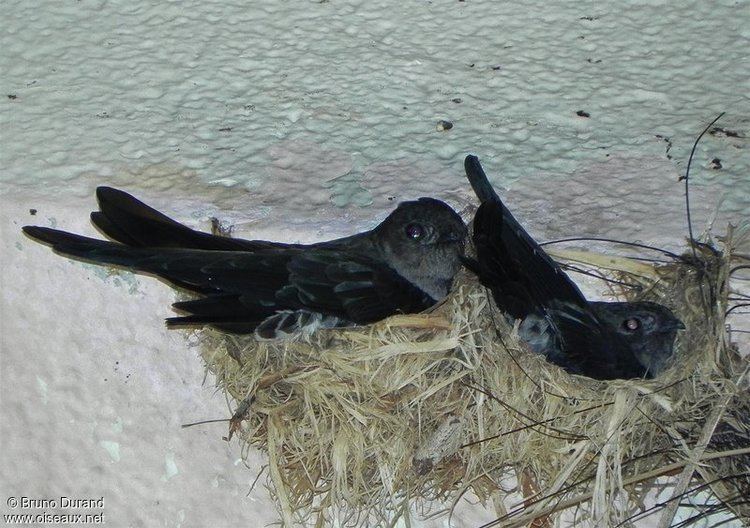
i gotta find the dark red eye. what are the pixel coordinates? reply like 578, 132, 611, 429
624, 318, 640, 331
405, 223, 424, 239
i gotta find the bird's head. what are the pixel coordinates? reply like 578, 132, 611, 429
593, 301, 685, 377
375, 197, 467, 299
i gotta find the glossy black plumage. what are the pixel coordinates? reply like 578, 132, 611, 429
462, 155, 683, 380
90, 186, 291, 251
23, 186, 467, 338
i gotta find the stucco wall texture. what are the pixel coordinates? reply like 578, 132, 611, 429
1, 1, 748, 526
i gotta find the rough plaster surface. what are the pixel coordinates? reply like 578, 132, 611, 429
1, 0, 748, 527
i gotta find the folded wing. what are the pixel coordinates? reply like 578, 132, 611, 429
22, 226, 435, 335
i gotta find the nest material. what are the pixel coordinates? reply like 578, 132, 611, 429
198, 225, 749, 527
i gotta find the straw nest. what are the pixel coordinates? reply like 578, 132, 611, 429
197, 223, 749, 527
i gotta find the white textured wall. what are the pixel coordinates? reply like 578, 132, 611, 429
1, 1, 747, 526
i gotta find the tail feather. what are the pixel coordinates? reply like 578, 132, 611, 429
170, 296, 292, 335
90, 211, 141, 246
172, 296, 276, 318
172, 296, 244, 317
23, 225, 279, 335
93, 186, 191, 246
23, 226, 123, 256
23, 225, 159, 267
93, 186, 267, 251
22, 226, 217, 289
165, 315, 262, 334
165, 314, 263, 326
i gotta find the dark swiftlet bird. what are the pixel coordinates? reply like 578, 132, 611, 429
23, 186, 467, 339
461, 155, 684, 380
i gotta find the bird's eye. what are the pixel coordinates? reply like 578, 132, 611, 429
624, 318, 640, 331
405, 223, 424, 240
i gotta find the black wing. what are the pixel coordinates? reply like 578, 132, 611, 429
464, 156, 590, 317
91, 186, 294, 251
22, 226, 434, 333
464, 156, 645, 379
464, 155, 502, 204
159, 244, 434, 324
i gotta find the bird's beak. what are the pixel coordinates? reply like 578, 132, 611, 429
672, 318, 686, 331
439, 230, 466, 244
